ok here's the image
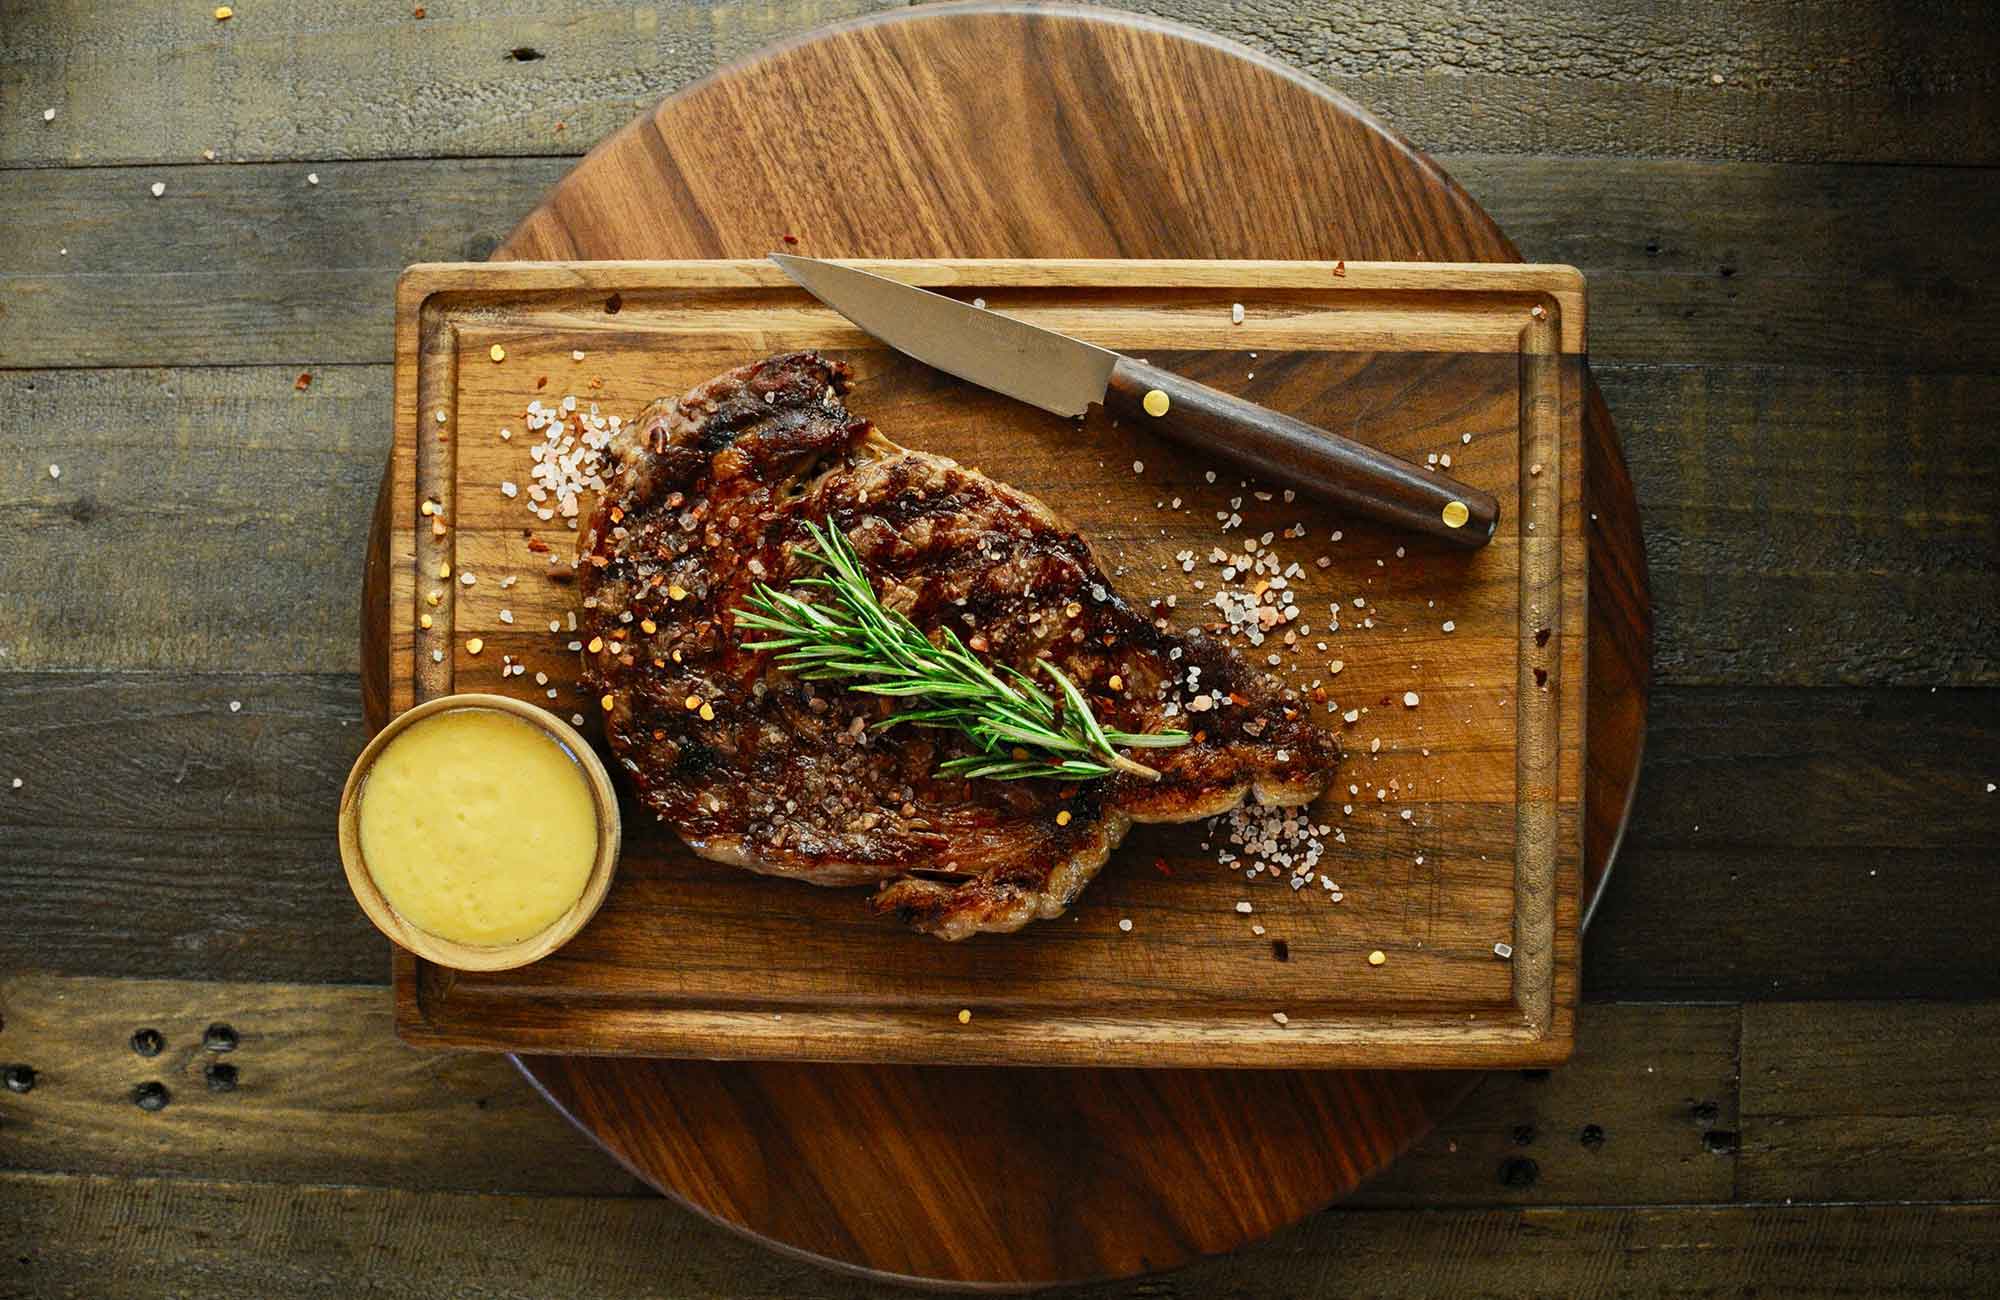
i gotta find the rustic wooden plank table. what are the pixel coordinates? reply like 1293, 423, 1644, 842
3, 3, 1996, 1296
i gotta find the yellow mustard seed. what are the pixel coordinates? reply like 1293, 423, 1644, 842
1055, 810, 1072, 827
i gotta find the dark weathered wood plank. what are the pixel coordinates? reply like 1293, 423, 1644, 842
1352, 1003, 1739, 1207
1600, 363, 1998, 688
1586, 686, 2000, 1000
3, 357, 1992, 683
16, 982, 2000, 1216
0, 979, 1726, 1208
0, 978, 1718, 1207
0, 366, 386, 673
0, 673, 383, 983
6, 155, 1997, 371
0, 975, 638, 1197
1740, 1002, 2000, 1204
0, 0, 902, 169
3, 674, 1994, 997
4, 1, 1995, 168
7, 1173, 1997, 1299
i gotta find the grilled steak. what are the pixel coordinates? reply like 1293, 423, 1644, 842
577, 352, 1339, 939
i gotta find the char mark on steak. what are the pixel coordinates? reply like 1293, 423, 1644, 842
578, 352, 1338, 939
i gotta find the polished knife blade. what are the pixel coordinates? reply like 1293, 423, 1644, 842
768, 254, 1500, 547
770, 254, 1116, 418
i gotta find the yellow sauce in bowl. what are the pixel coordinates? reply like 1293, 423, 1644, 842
356, 708, 598, 946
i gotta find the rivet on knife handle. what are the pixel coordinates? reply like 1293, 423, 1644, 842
1104, 358, 1499, 549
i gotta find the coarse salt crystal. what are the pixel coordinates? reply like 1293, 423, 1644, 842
1118, 918, 1133, 932
1132, 460, 1144, 474
500, 481, 518, 498
1235, 901, 1253, 914
1494, 942, 1514, 959
1404, 691, 1420, 707
1231, 302, 1245, 324
228, 700, 241, 713
150, 181, 165, 197
1442, 620, 1455, 633
498, 609, 514, 624
48, 464, 60, 480
43, 108, 56, 122
307, 172, 320, 186
1271, 1011, 1289, 1026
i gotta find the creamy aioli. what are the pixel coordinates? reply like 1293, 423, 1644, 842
357, 709, 597, 945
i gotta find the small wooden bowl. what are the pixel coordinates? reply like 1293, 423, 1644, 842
338, 693, 622, 972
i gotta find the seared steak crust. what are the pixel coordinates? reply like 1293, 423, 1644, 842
578, 352, 1338, 939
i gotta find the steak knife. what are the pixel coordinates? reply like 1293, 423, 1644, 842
770, 255, 1499, 548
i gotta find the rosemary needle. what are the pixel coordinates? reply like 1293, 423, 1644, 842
736, 520, 1189, 782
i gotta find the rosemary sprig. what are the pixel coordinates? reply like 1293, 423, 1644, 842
735, 520, 1189, 782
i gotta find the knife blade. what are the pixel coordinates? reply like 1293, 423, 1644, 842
769, 255, 1499, 548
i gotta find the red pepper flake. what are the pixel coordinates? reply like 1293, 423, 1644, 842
412, 5, 425, 15
535, 375, 549, 390
782, 233, 799, 245
1153, 857, 1173, 877
294, 371, 312, 390
1332, 260, 1347, 277
526, 537, 550, 554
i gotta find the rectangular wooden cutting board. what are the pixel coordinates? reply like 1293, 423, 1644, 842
385, 259, 1586, 1068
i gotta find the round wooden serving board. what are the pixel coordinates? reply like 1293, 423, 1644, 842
362, 2, 1650, 1288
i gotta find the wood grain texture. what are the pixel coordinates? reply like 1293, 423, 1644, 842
9, 1174, 1999, 1299
1741, 1002, 2000, 1204
383, 259, 1587, 1069
8, 153, 1999, 372
391, 5, 1644, 1285
5, 0, 1995, 168
0, 975, 640, 1197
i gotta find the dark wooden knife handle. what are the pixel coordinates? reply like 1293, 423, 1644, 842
1104, 357, 1499, 548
